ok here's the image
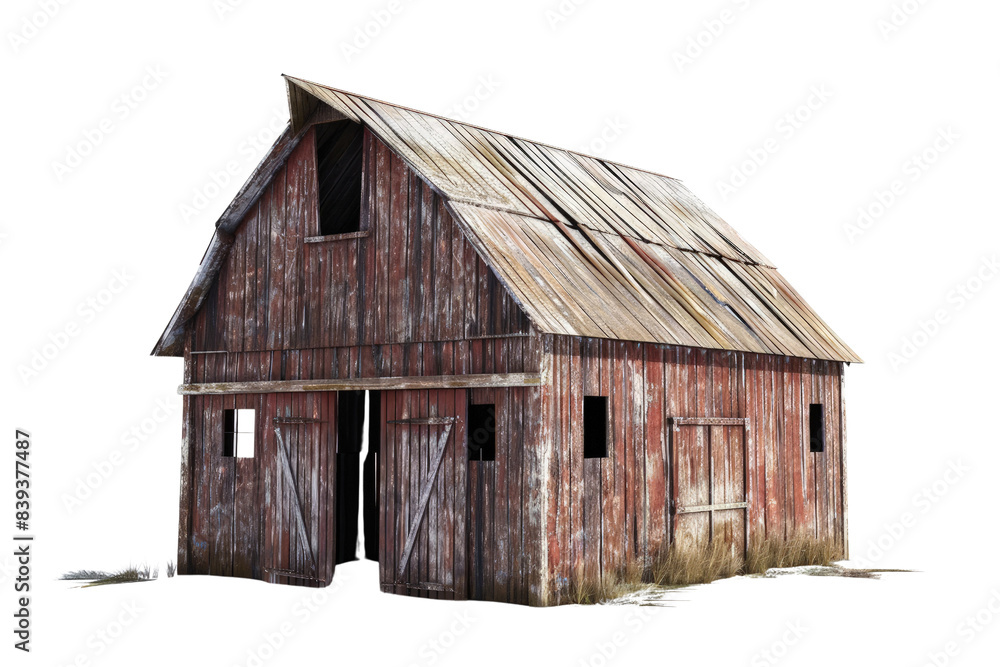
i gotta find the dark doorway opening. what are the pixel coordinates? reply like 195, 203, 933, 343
363, 390, 380, 562
334, 390, 381, 566
335, 391, 364, 564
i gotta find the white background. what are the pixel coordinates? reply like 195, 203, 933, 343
2, 0, 998, 665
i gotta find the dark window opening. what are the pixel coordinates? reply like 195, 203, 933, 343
809, 403, 825, 453
223, 409, 235, 457
222, 408, 255, 458
467, 404, 496, 461
315, 120, 364, 236
583, 396, 608, 459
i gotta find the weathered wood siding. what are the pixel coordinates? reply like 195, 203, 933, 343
189, 124, 530, 353
187, 338, 540, 384
464, 385, 538, 605
539, 336, 845, 604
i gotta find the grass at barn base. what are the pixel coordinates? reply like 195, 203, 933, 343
565, 533, 911, 605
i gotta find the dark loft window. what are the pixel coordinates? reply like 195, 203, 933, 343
583, 396, 608, 459
809, 404, 825, 453
315, 121, 363, 236
223, 408, 256, 458
467, 404, 496, 461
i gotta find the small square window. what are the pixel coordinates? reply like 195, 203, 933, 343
467, 404, 496, 461
809, 404, 824, 453
223, 408, 256, 458
583, 396, 608, 459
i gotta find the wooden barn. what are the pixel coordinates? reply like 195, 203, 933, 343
153, 75, 860, 606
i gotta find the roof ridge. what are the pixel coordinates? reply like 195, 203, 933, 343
282, 74, 683, 184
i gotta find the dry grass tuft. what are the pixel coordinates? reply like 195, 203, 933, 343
744, 532, 840, 575
61, 563, 159, 587
565, 560, 656, 605
653, 538, 742, 587
562, 532, 846, 604
60, 569, 111, 581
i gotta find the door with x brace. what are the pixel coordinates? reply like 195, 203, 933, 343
380, 389, 467, 599
264, 392, 336, 587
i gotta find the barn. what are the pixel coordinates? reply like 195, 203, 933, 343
153, 75, 861, 606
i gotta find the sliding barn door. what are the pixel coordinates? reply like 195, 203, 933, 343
264, 393, 336, 587
671, 417, 749, 557
380, 389, 467, 599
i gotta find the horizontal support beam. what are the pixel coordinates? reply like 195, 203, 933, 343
676, 501, 748, 515
264, 568, 326, 583
380, 582, 453, 593
303, 230, 370, 243
388, 417, 456, 425
671, 417, 748, 427
398, 581, 451, 592
178, 373, 544, 395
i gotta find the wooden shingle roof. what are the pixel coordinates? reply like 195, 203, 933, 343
153, 75, 860, 363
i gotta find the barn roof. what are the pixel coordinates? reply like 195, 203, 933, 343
153, 75, 860, 363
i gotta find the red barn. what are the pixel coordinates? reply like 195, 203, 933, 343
153, 75, 860, 606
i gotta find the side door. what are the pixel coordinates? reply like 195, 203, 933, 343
671, 417, 749, 558
380, 389, 467, 599
264, 393, 336, 587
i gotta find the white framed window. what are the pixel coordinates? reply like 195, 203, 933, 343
223, 408, 256, 458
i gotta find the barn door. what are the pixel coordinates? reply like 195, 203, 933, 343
381, 389, 467, 598
264, 393, 336, 587
671, 417, 749, 557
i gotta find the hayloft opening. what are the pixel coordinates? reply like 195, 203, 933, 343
222, 408, 255, 458
315, 120, 363, 236
583, 396, 608, 459
467, 403, 496, 461
809, 403, 825, 453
